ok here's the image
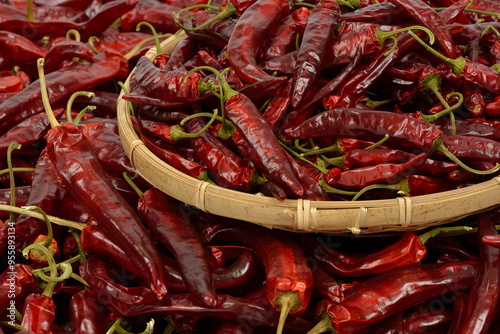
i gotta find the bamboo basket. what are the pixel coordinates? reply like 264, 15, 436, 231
117, 31, 500, 233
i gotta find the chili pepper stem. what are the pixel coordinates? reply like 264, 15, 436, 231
407, 31, 465, 75
66, 29, 81, 42
123, 33, 171, 61
433, 137, 500, 175
319, 179, 359, 196
173, 3, 236, 32
0, 322, 28, 332
66, 91, 95, 123
88, 36, 100, 54
37, 58, 60, 128
22, 243, 58, 296
481, 25, 500, 38
6, 142, 21, 223
0, 167, 36, 176
36, 262, 72, 283
118, 81, 135, 116
136, 22, 162, 57
26, 0, 35, 22
376, 25, 435, 50
169, 108, 219, 142
73, 105, 96, 126
0, 204, 85, 230
123, 172, 144, 197
352, 180, 409, 201
32, 255, 81, 275
69, 228, 87, 264
306, 312, 336, 334
279, 139, 330, 174
275, 292, 302, 334
421, 92, 464, 123
419, 226, 475, 245
23, 206, 54, 248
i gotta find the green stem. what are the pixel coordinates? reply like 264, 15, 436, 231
360, 97, 393, 109
22, 206, 53, 248
117, 81, 135, 116
352, 180, 409, 201
73, 105, 96, 126
169, 109, 219, 142
407, 31, 465, 75
419, 225, 475, 245
22, 243, 58, 297
377, 25, 435, 47
294, 139, 317, 153
279, 140, 330, 174
173, 3, 236, 32
136, 22, 162, 56
366, 133, 390, 149
36, 262, 72, 283
481, 25, 500, 38
27, 0, 35, 22
433, 137, 500, 175
319, 154, 344, 168
32, 254, 81, 275
6, 142, 21, 223
123, 33, 171, 61
115, 318, 155, 334
71, 273, 90, 288
292, 2, 316, 8
0, 204, 85, 230
306, 312, 336, 334
0, 322, 28, 332
123, 172, 144, 197
107, 319, 123, 334
37, 58, 60, 128
420, 92, 464, 123
88, 36, 100, 54
336, 0, 354, 10
66, 91, 95, 123
69, 229, 86, 264
66, 29, 81, 42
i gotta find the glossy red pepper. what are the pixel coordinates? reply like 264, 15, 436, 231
456, 214, 500, 334
20, 294, 55, 334
69, 289, 108, 334
310, 261, 478, 334
0, 264, 37, 313
299, 232, 427, 277
290, 0, 340, 108
42, 40, 95, 73
227, 0, 288, 85
0, 31, 44, 76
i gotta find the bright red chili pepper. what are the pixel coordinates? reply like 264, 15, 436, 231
42, 40, 95, 74
69, 289, 108, 334
20, 294, 56, 334
0, 264, 37, 313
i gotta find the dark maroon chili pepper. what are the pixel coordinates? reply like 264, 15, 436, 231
309, 261, 478, 334
388, 0, 456, 58
133, 56, 206, 102
182, 10, 236, 50
71, 90, 118, 119
133, 117, 177, 144
485, 99, 500, 119
162, 36, 201, 71
259, 179, 287, 200
448, 291, 469, 334
90, 31, 155, 58
0, 148, 66, 254
403, 305, 453, 334
289, 108, 443, 153
202, 219, 313, 331
33, 0, 93, 9
185, 117, 256, 191
263, 6, 310, 60
42, 40, 95, 74
178, 50, 224, 73
80, 122, 151, 190
456, 214, 500, 334
121, 3, 192, 34
297, 232, 427, 277
291, 0, 340, 108
138, 105, 190, 124
441, 134, 500, 163
311, 266, 343, 304
46, 117, 168, 297
0, 108, 63, 159
131, 115, 208, 180
262, 77, 293, 131
368, 311, 404, 334
226, 0, 289, 85
426, 236, 479, 262
0, 264, 37, 313
446, 158, 495, 183
69, 290, 108, 334
433, 117, 500, 140
20, 293, 55, 334
0, 31, 44, 76
0, 49, 128, 136
137, 187, 218, 307
340, 1, 410, 24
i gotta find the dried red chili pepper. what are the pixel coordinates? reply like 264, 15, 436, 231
42, 40, 95, 73
309, 261, 478, 334
182, 10, 236, 50
0, 31, 44, 76
298, 232, 427, 277
340, 1, 410, 24
403, 304, 453, 334
0, 264, 37, 313
69, 289, 108, 334
290, 0, 340, 108
20, 294, 56, 334
311, 266, 343, 304
0, 49, 128, 136
137, 187, 218, 307
455, 214, 500, 334
226, 0, 288, 85
202, 219, 313, 333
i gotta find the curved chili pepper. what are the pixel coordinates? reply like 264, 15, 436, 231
20, 294, 55, 334
340, 1, 410, 24
47, 122, 168, 297
0, 264, 37, 313
441, 134, 500, 163
291, 0, 340, 108
0, 108, 64, 159
289, 108, 443, 153
69, 289, 108, 334
226, 0, 288, 85
403, 305, 452, 334
0, 49, 128, 136
298, 232, 427, 277
185, 117, 256, 191
0, 75, 22, 93
263, 6, 310, 60
202, 220, 314, 321
311, 266, 343, 304
183, 10, 236, 51
455, 214, 500, 334
433, 118, 500, 140
310, 261, 478, 334
0, 31, 44, 76
43, 40, 95, 73
137, 188, 218, 307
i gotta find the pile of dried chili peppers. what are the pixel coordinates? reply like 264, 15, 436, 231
0, 0, 499, 333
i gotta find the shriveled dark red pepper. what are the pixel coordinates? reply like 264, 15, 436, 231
0, 49, 128, 136
455, 214, 500, 334
42, 40, 95, 73
309, 261, 478, 334
297, 232, 427, 277
69, 289, 108, 334
0, 264, 37, 313
137, 188, 217, 307
291, 0, 339, 108
0, 31, 44, 76
226, 0, 288, 85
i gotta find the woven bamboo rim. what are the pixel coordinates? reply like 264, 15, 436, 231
117, 31, 500, 233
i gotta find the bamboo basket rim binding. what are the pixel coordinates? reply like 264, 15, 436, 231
117, 31, 500, 234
